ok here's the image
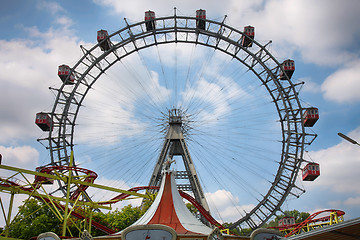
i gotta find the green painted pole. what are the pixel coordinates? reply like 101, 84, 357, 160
88, 208, 93, 234
62, 151, 74, 237
5, 193, 15, 237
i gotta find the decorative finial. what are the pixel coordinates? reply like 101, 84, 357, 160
164, 157, 175, 170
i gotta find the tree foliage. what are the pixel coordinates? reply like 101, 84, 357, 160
222, 222, 253, 236
264, 209, 310, 228
7, 199, 62, 239
222, 210, 310, 236
185, 203, 198, 215
92, 204, 147, 234
5, 198, 152, 239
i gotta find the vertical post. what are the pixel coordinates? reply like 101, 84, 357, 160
0, 197, 7, 225
5, 193, 15, 237
306, 222, 309, 232
88, 208, 93, 234
62, 151, 74, 237
146, 109, 210, 220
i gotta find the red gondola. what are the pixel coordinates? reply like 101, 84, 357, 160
145, 11, 156, 31
302, 163, 320, 181
242, 26, 255, 47
279, 59, 295, 80
58, 64, 75, 85
278, 216, 295, 227
196, 9, 206, 30
97, 29, 111, 51
303, 107, 319, 127
35, 112, 52, 131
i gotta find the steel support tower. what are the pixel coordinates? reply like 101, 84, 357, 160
148, 109, 210, 213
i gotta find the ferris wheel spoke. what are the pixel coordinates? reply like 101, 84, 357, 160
191, 144, 264, 204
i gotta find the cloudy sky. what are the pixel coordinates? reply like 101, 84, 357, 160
1, 0, 360, 229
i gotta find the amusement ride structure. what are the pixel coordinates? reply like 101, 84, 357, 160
271, 209, 345, 237
0, 8, 326, 238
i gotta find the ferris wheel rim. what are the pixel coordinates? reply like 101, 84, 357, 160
41, 13, 314, 231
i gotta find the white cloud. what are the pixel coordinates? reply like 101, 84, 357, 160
37, 1, 64, 15
0, 145, 40, 227
93, 0, 228, 19
327, 200, 343, 209
321, 59, 360, 103
0, 23, 84, 143
304, 127, 360, 194
94, 0, 360, 66
344, 197, 360, 206
205, 189, 255, 223
86, 177, 143, 210
142, 43, 203, 69
0, 145, 39, 170
55, 16, 74, 27
239, 0, 360, 66
36, 1, 73, 28
300, 77, 321, 94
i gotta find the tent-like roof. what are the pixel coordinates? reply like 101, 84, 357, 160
123, 170, 213, 235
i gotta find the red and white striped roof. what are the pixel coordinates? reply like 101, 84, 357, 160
126, 170, 212, 235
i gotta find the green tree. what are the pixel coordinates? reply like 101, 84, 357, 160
265, 209, 310, 228
7, 199, 62, 239
91, 201, 152, 236
221, 210, 310, 236
6, 198, 153, 239
186, 203, 198, 215
222, 222, 252, 236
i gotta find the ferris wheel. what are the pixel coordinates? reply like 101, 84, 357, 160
35, 9, 318, 232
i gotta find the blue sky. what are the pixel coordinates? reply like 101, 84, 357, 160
1, 0, 360, 229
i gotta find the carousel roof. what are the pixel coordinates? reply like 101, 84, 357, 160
123, 170, 212, 235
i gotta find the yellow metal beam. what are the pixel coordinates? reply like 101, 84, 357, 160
1, 160, 156, 237
62, 151, 74, 237
4, 193, 14, 237
0, 164, 66, 181
0, 186, 111, 210
0, 164, 149, 199
38, 184, 64, 221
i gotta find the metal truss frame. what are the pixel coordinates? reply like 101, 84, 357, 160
0, 162, 149, 237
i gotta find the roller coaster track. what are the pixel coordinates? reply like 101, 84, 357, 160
0, 177, 117, 234
269, 209, 345, 237
1, 177, 225, 234
99, 185, 225, 229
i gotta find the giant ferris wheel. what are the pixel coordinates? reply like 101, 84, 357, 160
36, 9, 318, 232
